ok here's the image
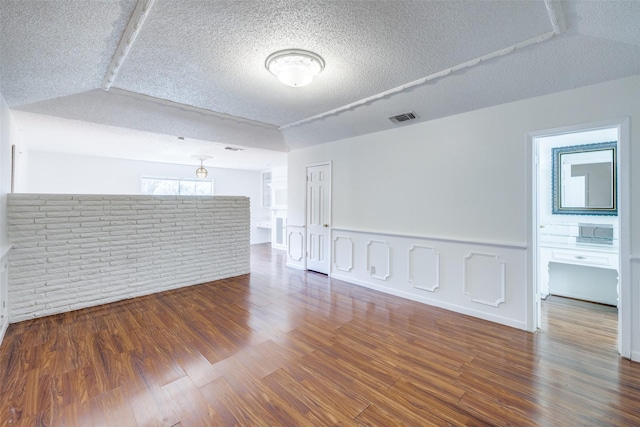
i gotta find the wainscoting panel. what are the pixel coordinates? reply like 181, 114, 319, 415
333, 236, 353, 272
463, 252, 506, 307
286, 225, 306, 270
330, 228, 527, 330
409, 245, 440, 292
367, 240, 390, 280
288, 230, 304, 262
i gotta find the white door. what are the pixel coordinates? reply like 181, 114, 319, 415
306, 163, 331, 274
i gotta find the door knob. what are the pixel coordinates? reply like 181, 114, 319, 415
323, 224, 329, 228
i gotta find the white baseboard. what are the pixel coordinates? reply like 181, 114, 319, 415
330, 272, 527, 331
286, 261, 306, 271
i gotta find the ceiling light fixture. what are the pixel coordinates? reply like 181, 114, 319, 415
195, 157, 210, 179
265, 49, 325, 87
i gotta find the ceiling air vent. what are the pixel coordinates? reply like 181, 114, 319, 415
388, 111, 418, 124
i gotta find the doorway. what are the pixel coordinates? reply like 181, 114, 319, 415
530, 119, 630, 357
306, 162, 331, 274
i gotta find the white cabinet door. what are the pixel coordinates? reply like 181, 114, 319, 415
306, 164, 331, 274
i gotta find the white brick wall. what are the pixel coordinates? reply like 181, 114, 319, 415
7, 194, 250, 322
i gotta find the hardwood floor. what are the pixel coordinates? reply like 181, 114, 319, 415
1, 243, 639, 426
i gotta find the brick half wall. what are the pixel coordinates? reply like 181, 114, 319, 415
7, 194, 250, 322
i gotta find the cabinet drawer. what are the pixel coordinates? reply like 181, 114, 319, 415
549, 249, 617, 269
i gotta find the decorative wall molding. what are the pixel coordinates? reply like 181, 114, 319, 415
544, 0, 567, 35
102, 0, 157, 90
367, 240, 390, 281
288, 230, 304, 262
463, 252, 507, 307
333, 236, 354, 272
329, 271, 527, 331
281, 9, 561, 131
109, 88, 281, 131
325, 229, 527, 330
331, 227, 526, 250
408, 245, 440, 292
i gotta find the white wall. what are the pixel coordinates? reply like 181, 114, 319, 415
0, 93, 19, 344
287, 74, 640, 357
25, 151, 271, 244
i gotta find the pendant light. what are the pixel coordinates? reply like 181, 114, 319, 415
195, 157, 208, 179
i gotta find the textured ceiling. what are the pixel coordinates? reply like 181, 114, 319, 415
1, 0, 639, 161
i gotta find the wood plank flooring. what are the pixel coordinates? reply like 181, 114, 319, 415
1, 243, 639, 426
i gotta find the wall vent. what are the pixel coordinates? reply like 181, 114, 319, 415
388, 111, 418, 124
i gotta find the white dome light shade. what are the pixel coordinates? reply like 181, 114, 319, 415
266, 49, 325, 87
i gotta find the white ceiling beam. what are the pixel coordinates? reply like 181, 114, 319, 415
544, 0, 567, 35
282, 1, 568, 131
102, 0, 156, 90
281, 31, 556, 131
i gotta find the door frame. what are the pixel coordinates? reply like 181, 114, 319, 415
527, 117, 630, 357
305, 161, 332, 274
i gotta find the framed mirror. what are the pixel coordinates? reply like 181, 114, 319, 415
552, 141, 617, 216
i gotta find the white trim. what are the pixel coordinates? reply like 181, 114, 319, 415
333, 236, 354, 272
102, 0, 157, 90
331, 227, 526, 250
617, 117, 631, 359
305, 161, 333, 168
282, 1, 566, 131
526, 128, 537, 331
285, 262, 306, 271
408, 245, 440, 292
281, 30, 558, 131
287, 230, 304, 262
463, 252, 507, 307
330, 272, 526, 330
544, 0, 567, 34
630, 255, 640, 263
366, 240, 391, 281
286, 224, 306, 270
